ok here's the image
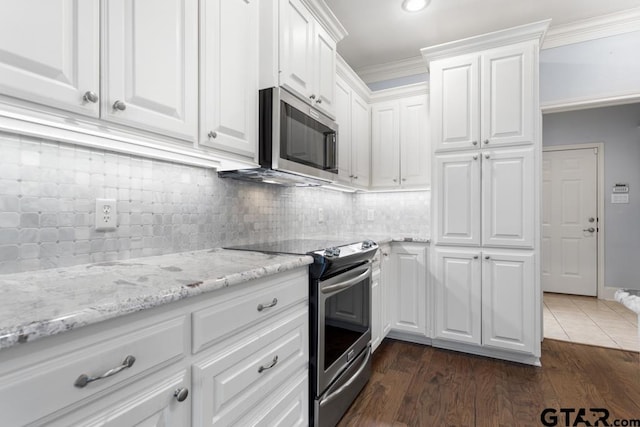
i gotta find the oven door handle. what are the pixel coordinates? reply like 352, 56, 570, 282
319, 347, 371, 407
320, 267, 370, 295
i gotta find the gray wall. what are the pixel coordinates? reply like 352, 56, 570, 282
543, 103, 640, 289
0, 131, 430, 274
540, 31, 640, 105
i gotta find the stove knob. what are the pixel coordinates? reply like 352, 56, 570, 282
333, 248, 341, 256
324, 248, 336, 257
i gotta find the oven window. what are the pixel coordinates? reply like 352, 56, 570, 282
280, 102, 337, 172
323, 277, 370, 370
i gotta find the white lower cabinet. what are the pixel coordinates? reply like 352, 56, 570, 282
192, 307, 308, 426
0, 268, 309, 426
433, 247, 536, 355
388, 243, 429, 341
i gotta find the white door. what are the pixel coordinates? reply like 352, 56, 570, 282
351, 93, 371, 187
335, 77, 352, 182
482, 250, 535, 353
312, 23, 336, 117
542, 148, 598, 296
482, 146, 534, 248
371, 101, 399, 188
0, 0, 99, 116
104, 0, 198, 141
399, 95, 430, 187
430, 53, 480, 151
433, 152, 481, 246
390, 244, 427, 336
433, 247, 482, 345
279, 0, 314, 100
481, 43, 533, 147
200, 0, 258, 159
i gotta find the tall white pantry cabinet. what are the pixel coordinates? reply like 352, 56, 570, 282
422, 20, 549, 365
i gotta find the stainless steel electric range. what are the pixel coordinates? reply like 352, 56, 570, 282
226, 238, 378, 427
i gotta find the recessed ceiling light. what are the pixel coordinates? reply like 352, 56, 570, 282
402, 0, 430, 12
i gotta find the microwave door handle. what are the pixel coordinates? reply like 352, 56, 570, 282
324, 132, 336, 170
321, 268, 370, 295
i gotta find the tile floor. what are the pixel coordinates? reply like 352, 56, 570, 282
544, 292, 640, 352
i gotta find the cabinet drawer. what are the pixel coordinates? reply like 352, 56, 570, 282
192, 271, 307, 353
0, 316, 186, 427
192, 307, 308, 426
238, 371, 308, 427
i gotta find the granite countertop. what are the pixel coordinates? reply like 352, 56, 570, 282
0, 249, 313, 351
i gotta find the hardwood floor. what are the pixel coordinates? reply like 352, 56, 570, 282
338, 339, 640, 427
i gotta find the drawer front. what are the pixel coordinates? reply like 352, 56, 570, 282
192, 270, 308, 353
192, 307, 308, 426
0, 316, 186, 427
239, 371, 308, 427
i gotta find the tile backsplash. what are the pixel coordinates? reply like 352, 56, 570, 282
0, 132, 430, 274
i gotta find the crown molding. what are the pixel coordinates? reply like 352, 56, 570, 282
543, 7, 640, 50
369, 82, 429, 103
302, 0, 348, 42
541, 91, 640, 114
355, 56, 428, 84
421, 19, 550, 68
336, 55, 371, 100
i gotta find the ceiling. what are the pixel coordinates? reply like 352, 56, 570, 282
325, 0, 640, 79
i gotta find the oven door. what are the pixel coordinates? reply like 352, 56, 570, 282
317, 261, 371, 396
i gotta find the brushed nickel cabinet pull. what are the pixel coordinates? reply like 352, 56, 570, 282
174, 387, 189, 402
74, 355, 136, 388
257, 298, 278, 312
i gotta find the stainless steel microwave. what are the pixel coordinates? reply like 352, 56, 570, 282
260, 86, 338, 181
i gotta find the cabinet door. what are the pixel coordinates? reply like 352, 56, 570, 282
279, 0, 314, 100
335, 77, 352, 182
482, 251, 535, 353
390, 244, 427, 336
430, 54, 480, 151
351, 92, 371, 187
400, 94, 430, 187
371, 101, 400, 188
0, 1, 99, 116
104, 0, 198, 141
481, 43, 533, 147
433, 247, 482, 345
200, 0, 258, 159
482, 146, 534, 248
380, 248, 392, 338
371, 267, 382, 352
313, 23, 336, 117
434, 152, 481, 246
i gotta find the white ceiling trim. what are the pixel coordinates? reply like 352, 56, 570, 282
541, 91, 640, 114
303, 0, 348, 41
355, 56, 427, 84
543, 7, 640, 49
351, 7, 640, 84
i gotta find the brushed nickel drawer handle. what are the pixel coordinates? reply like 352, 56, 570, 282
258, 355, 278, 373
257, 298, 278, 312
74, 355, 136, 388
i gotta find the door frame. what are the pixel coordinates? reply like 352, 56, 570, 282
542, 143, 612, 299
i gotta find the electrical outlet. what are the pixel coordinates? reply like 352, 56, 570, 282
318, 208, 324, 223
367, 209, 375, 221
95, 199, 117, 231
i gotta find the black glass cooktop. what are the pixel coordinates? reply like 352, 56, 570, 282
225, 238, 361, 255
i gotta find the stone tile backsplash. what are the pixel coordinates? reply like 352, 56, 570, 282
0, 132, 430, 274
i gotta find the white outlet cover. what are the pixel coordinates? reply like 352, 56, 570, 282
95, 199, 117, 231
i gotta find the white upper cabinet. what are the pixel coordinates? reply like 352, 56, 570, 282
270, 0, 343, 118
370, 93, 430, 189
0, 0, 100, 116
336, 75, 370, 187
430, 43, 533, 152
279, 0, 314, 99
199, 0, 258, 160
370, 101, 400, 188
103, 0, 198, 141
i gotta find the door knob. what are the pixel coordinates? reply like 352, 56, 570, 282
583, 227, 596, 233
